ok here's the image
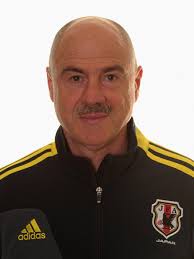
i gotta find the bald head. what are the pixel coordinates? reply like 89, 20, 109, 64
48, 16, 137, 73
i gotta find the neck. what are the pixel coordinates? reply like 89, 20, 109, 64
64, 127, 128, 171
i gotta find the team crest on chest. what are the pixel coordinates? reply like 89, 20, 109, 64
151, 199, 183, 239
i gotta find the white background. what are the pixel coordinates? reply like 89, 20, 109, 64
0, 0, 193, 166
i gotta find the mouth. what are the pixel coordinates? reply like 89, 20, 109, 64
79, 113, 108, 124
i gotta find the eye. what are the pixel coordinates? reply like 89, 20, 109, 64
105, 74, 117, 81
70, 75, 82, 82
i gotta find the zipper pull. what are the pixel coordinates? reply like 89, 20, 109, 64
96, 187, 103, 204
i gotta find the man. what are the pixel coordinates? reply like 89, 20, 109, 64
0, 16, 193, 259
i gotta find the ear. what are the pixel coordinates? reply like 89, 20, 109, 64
134, 66, 143, 101
46, 67, 54, 102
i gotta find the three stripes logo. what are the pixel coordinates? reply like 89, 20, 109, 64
18, 218, 46, 241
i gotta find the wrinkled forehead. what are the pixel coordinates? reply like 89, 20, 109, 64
54, 57, 131, 78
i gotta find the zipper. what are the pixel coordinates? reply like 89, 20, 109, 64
96, 186, 103, 259
96, 187, 103, 204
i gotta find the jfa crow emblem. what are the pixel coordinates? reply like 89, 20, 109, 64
151, 199, 183, 239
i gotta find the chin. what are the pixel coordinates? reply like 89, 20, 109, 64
77, 133, 111, 148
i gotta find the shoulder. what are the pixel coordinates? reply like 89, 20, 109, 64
0, 142, 58, 182
135, 127, 194, 178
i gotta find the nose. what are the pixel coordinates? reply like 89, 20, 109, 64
81, 77, 106, 104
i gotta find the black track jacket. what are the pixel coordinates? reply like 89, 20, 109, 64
0, 118, 193, 258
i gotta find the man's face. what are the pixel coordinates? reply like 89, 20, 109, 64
47, 22, 142, 149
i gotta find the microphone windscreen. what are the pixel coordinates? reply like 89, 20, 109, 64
0, 208, 62, 259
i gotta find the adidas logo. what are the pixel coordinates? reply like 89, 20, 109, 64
18, 218, 46, 241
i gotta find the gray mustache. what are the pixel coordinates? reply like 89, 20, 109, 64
77, 102, 112, 116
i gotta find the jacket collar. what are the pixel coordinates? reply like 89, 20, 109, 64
55, 118, 139, 185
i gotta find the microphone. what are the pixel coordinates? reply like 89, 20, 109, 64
0, 209, 62, 259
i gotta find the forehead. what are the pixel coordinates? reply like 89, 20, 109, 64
55, 57, 130, 77
53, 21, 131, 68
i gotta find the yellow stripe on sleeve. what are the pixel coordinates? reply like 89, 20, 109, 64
149, 144, 194, 167
0, 150, 57, 181
135, 127, 194, 177
0, 143, 57, 173
147, 150, 194, 177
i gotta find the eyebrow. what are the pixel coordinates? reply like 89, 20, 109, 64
62, 65, 126, 75
102, 65, 125, 74
62, 67, 84, 74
